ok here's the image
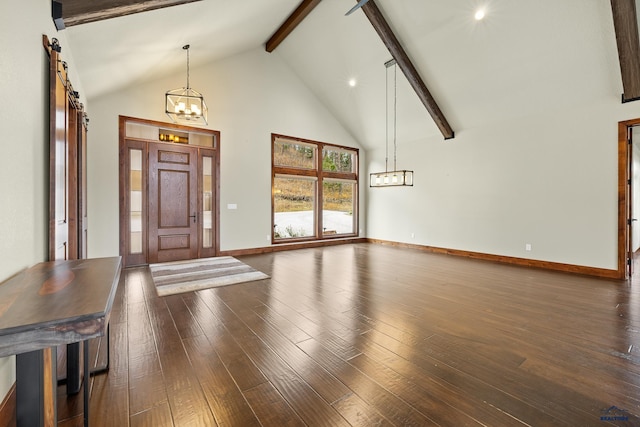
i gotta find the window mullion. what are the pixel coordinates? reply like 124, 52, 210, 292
317, 143, 324, 238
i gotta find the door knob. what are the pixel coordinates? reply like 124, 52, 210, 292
189, 213, 196, 223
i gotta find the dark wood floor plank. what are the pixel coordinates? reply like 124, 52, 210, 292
242, 382, 306, 427
297, 337, 437, 426
252, 302, 312, 344
374, 324, 607, 425
128, 352, 166, 417
348, 352, 485, 426
144, 286, 217, 426
130, 401, 173, 427
88, 284, 129, 426
332, 392, 395, 427
364, 326, 577, 426
250, 289, 364, 356
56, 244, 640, 426
164, 378, 218, 427
212, 290, 351, 426
237, 299, 352, 405
183, 335, 262, 427
241, 346, 350, 427
244, 285, 365, 361
355, 335, 527, 426
435, 311, 640, 396
194, 291, 269, 392
164, 294, 205, 340
127, 292, 169, 417
123, 267, 148, 305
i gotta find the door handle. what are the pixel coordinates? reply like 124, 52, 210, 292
189, 213, 196, 223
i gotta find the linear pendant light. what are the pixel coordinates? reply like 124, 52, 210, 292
370, 59, 414, 187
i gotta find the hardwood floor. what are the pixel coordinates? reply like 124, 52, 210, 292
57, 243, 640, 426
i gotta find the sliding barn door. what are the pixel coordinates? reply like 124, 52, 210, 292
78, 114, 89, 259
48, 47, 85, 262
49, 50, 70, 261
148, 142, 199, 263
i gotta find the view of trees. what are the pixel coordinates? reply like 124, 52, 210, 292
273, 142, 354, 212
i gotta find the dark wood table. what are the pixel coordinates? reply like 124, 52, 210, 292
0, 257, 122, 427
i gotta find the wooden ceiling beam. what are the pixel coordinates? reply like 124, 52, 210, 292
265, 0, 322, 53
361, 0, 455, 139
611, 0, 640, 102
58, 0, 202, 27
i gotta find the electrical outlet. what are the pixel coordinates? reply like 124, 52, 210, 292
411, 233, 415, 238
525, 243, 532, 251
267, 235, 271, 242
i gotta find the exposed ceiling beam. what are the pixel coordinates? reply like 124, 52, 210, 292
361, 0, 455, 139
58, 0, 202, 27
611, 0, 640, 102
265, 0, 322, 53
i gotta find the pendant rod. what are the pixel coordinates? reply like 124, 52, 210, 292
385, 61, 389, 173
183, 44, 190, 89
393, 61, 397, 172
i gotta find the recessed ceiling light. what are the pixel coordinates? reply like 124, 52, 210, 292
348, 78, 357, 87
475, 9, 485, 20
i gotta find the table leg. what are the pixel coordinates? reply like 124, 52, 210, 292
67, 342, 81, 394
84, 340, 90, 427
16, 347, 57, 427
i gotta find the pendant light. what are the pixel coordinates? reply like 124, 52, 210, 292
165, 44, 208, 125
370, 59, 414, 187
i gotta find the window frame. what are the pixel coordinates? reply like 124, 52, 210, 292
272, 133, 359, 243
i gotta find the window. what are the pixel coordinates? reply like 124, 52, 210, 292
272, 134, 358, 242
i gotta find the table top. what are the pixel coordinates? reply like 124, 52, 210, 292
0, 257, 122, 357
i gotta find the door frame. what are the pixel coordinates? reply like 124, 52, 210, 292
618, 117, 640, 279
118, 116, 220, 266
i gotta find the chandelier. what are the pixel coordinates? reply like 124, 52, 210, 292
370, 59, 414, 187
165, 44, 208, 125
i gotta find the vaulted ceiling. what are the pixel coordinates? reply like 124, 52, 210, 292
58, 0, 626, 150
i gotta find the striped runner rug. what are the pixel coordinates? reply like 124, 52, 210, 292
149, 256, 269, 297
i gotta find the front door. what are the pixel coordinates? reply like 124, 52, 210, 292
148, 142, 199, 263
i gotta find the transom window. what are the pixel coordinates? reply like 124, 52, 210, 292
272, 134, 358, 242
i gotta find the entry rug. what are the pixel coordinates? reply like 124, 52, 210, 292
150, 256, 269, 297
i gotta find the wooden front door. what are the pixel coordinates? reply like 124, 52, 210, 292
148, 142, 199, 263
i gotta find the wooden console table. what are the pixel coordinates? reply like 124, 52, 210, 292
0, 257, 122, 427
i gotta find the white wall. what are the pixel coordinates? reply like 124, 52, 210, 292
0, 0, 87, 406
87, 47, 365, 257
367, 99, 638, 270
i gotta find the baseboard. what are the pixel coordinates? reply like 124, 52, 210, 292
0, 383, 15, 427
367, 239, 622, 279
220, 237, 367, 257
